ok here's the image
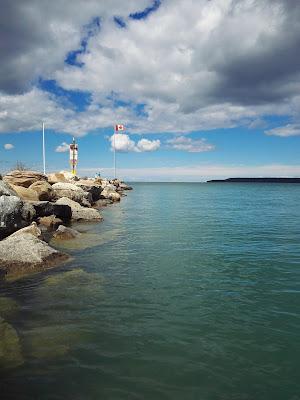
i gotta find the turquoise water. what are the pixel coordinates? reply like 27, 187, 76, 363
0, 183, 299, 399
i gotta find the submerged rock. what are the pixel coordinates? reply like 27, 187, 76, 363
3, 170, 47, 188
53, 225, 80, 240
0, 233, 70, 280
0, 317, 23, 369
93, 198, 113, 208
56, 197, 102, 221
0, 297, 19, 319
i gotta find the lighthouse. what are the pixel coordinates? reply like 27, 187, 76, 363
69, 137, 78, 176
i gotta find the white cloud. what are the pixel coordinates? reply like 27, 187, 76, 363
136, 138, 160, 152
55, 142, 69, 152
109, 133, 160, 152
79, 164, 300, 182
265, 124, 300, 137
4, 143, 14, 150
167, 136, 215, 152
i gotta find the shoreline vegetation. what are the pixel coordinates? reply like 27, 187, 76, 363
0, 169, 132, 281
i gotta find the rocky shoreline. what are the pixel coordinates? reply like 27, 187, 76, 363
0, 169, 132, 281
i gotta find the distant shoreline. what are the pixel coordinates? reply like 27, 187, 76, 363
207, 177, 300, 183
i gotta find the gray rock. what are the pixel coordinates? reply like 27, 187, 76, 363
52, 182, 89, 205
0, 181, 18, 197
75, 180, 102, 203
53, 225, 81, 240
0, 233, 70, 280
9, 222, 41, 238
56, 197, 103, 221
0, 196, 35, 240
101, 187, 121, 202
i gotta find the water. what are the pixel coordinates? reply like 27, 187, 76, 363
0, 183, 299, 400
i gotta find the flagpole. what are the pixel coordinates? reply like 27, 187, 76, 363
42, 122, 46, 175
113, 127, 116, 179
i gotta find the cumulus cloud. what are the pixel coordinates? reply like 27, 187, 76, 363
265, 124, 300, 137
167, 136, 215, 152
55, 142, 69, 152
4, 143, 14, 150
0, 0, 300, 136
110, 133, 160, 152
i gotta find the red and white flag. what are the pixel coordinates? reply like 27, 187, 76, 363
115, 124, 124, 131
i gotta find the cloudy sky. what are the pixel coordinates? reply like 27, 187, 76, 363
0, 0, 299, 180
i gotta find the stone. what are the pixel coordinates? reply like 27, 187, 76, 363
0, 317, 24, 368
47, 172, 67, 184
0, 297, 19, 319
0, 196, 35, 240
29, 181, 54, 201
119, 182, 133, 190
101, 186, 121, 202
56, 197, 103, 221
10, 222, 41, 238
0, 181, 18, 197
31, 201, 72, 221
0, 233, 70, 280
38, 216, 63, 229
8, 184, 39, 201
3, 170, 47, 188
53, 225, 80, 240
75, 180, 102, 203
52, 182, 88, 205
93, 198, 113, 208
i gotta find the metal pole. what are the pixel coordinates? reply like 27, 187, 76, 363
113, 128, 116, 179
42, 122, 46, 175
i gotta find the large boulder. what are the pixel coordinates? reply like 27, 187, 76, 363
9, 222, 41, 238
101, 186, 121, 202
38, 216, 63, 230
8, 184, 39, 201
119, 182, 133, 190
31, 201, 72, 221
52, 182, 89, 205
0, 181, 18, 197
29, 181, 54, 201
56, 197, 103, 221
0, 233, 70, 280
75, 180, 102, 203
3, 170, 47, 188
0, 196, 35, 240
47, 172, 67, 184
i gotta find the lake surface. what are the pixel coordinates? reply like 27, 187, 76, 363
1, 183, 299, 400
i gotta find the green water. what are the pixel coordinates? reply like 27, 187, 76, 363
0, 183, 299, 399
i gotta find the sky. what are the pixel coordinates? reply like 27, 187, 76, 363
0, 0, 299, 181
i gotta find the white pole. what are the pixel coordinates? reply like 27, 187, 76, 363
113, 128, 116, 179
42, 122, 46, 175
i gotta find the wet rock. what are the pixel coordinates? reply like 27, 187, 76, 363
38, 215, 63, 230
0, 196, 35, 240
0, 180, 18, 197
52, 182, 89, 205
56, 197, 103, 221
8, 184, 39, 201
29, 181, 54, 201
31, 201, 72, 221
0, 297, 19, 319
0, 233, 70, 280
119, 182, 133, 190
93, 198, 113, 208
53, 225, 80, 240
3, 170, 47, 188
0, 317, 23, 369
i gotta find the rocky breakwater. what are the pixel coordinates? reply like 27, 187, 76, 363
0, 170, 131, 280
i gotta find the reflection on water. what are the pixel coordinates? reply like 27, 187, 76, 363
0, 183, 300, 400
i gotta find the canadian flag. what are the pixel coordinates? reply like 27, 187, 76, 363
115, 124, 124, 131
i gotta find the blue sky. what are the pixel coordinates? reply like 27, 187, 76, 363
0, 0, 299, 181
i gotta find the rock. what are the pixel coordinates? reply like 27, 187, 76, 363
0, 233, 70, 280
3, 170, 47, 188
0, 317, 24, 368
29, 181, 54, 201
93, 198, 113, 208
75, 180, 102, 203
10, 222, 41, 238
8, 184, 39, 201
0, 297, 19, 319
47, 172, 67, 184
119, 182, 133, 190
56, 197, 103, 221
31, 201, 72, 221
38, 216, 63, 229
0, 181, 18, 197
0, 196, 35, 240
101, 186, 121, 202
52, 182, 88, 205
53, 225, 80, 240
59, 170, 76, 181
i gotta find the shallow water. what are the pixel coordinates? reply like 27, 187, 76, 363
0, 183, 299, 400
